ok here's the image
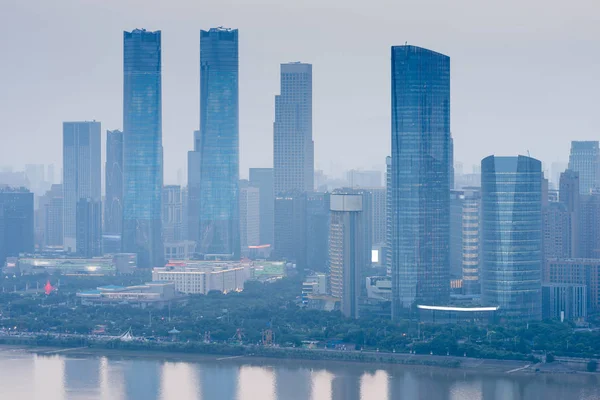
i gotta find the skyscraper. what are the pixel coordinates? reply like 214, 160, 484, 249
239, 186, 260, 253
328, 193, 366, 319
559, 169, 580, 257
568, 141, 600, 195
0, 187, 34, 267
306, 191, 330, 272
274, 192, 306, 267
385, 156, 392, 276
273, 62, 314, 194
105, 129, 123, 236
76, 198, 102, 258
41, 184, 63, 248
481, 155, 543, 321
461, 187, 481, 295
391, 46, 451, 317
195, 27, 239, 258
62, 121, 101, 253
122, 29, 163, 268
249, 168, 274, 246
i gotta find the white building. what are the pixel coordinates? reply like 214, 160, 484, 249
152, 261, 249, 294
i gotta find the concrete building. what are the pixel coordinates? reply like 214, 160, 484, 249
328, 193, 366, 319
62, 121, 101, 253
273, 62, 314, 194
239, 186, 260, 255
152, 261, 249, 294
544, 258, 600, 313
542, 283, 587, 321
542, 202, 571, 260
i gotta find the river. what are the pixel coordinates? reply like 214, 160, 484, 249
0, 347, 598, 399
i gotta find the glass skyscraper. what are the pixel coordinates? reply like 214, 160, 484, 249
105, 129, 123, 236
481, 155, 543, 321
390, 46, 451, 318
194, 27, 239, 258
568, 141, 600, 195
122, 29, 163, 267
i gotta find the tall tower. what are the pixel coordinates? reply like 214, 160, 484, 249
568, 141, 600, 195
481, 155, 543, 321
105, 129, 123, 236
122, 29, 163, 267
273, 62, 314, 195
195, 27, 239, 258
62, 121, 101, 253
390, 46, 451, 318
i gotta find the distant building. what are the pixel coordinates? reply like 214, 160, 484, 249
10, 254, 137, 276
542, 202, 571, 260
0, 187, 34, 267
76, 198, 102, 258
385, 156, 392, 276
365, 276, 392, 302
369, 187, 386, 246
346, 170, 382, 188
274, 192, 307, 268
152, 261, 249, 294
249, 168, 274, 246
239, 186, 260, 254
273, 62, 314, 194
481, 155, 543, 321
305, 192, 330, 272
559, 169, 580, 257
542, 283, 587, 321
544, 258, 600, 314
162, 185, 183, 243
77, 281, 179, 308
568, 141, 600, 194
62, 121, 101, 253
328, 193, 367, 319
195, 27, 240, 259
450, 190, 464, 278
578, 193, 600, 258
105, 129, 123, 237
122, 29, 163, 268
41, 184, 63, 248
302, 273, 327, 302
164, 240, 196, 261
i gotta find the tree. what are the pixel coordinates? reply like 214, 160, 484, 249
587, 360, 597, 372
546, 353, 555, 363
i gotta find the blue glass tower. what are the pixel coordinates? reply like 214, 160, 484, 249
481, 155, 543, 321
391, 46, 451, 318
196, 27, 239, 258
122, 29, 163, 267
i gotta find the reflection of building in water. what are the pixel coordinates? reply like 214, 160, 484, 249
199, 364, 237, 400
360, 370, 389, 400
100, 357, 125, 400
123, 360, 160, 400
237, 366, 276, 400
159, 362, 198, 400
275, 368, 311, 400
331, 372, 361, 400
388, 370, 418, 399
63, 357, 101, 396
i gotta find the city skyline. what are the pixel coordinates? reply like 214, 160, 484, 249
2, 0, 598, 183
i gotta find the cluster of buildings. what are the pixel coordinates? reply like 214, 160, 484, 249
0, 28, 598, 325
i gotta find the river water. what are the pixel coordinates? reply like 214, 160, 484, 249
0, 347, 599, 400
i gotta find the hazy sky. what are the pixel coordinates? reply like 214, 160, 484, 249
1, 0, 598, 184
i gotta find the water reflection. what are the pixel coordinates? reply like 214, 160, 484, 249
0, 349, 599, 400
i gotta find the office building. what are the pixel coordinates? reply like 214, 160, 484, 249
579, 193, 600, 258
249, 168, 274, 246
194, 27, 239, 258
559, 169, 580, 257
391, 46, 451, 317
369, 187, 386, 246
122, 29, 163, 268
78, 281, 179, 308
162, 185, 183, 243
346, 170, 382, 188
306, 192, 330, 272
273, 62, 314, 194
274, 192, 306, 268
76, 198, 102, 258
542, 202, 571, 260
329, 193, 366, 319
62, 121, 101, 253
542, 283, 587, 321
152, 261, 249, 294
481, 155, 543, 321
448, 134, 455, 190
41, 184, 63, 248
461, 188, 481, 295
0, 187, 34, 267
105, 129, 123, 236
544, 258, 600, 313
7, 254, 137, 276
450, 190, 464, 278
385, 156, 392, 276
188, 130, 202, 246
568, 141, 600, 195
239, 186, 260, 253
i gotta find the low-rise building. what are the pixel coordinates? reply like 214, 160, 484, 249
542, 283, 587, 321
6, 254, 138, 276
544, 258, 600, 313
152, 261, 249, 294
77, 281, 179, 308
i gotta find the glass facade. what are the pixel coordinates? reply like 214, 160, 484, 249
391, 46, 451, 318
197, 27, 239, 258
122, 29, 163, 268
105, 129, 123, 236
568, 141, 600, 195
481, 155, 542, 321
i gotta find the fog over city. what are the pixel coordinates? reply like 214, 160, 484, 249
2, 0, 598, 183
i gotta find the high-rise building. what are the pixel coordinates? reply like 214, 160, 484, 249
544, 258, 600, 314
450, 190, 464, 278
76, 198, 102, 258
188, 130, 202, 247
62, 121, 101, 253
542, 202, 571, 260
195, 27, 239, 258
0, 187, 34, 266
249, 168, 274, 246
481, 155, 543, 321
41, 184, 63, 248
273, 62, 314, 194
385, 156, 392, 276
542, 283, 587, 321
162, 185, 183, 243
274, 192, 306, 268
391, 46, 451, 317
346, 170, 382, 188
369, 187, 386, 246
328, 193, 366, 319
306, 192, 330, 272
568, 141, 600, 195
105, 129, 123, 236
461, 187, 481, 295
559, 169, 580, 257
239, 186, 260, 254
122, 29, 163, 268
579, 193, 600, 258
448, 134, 455, 190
